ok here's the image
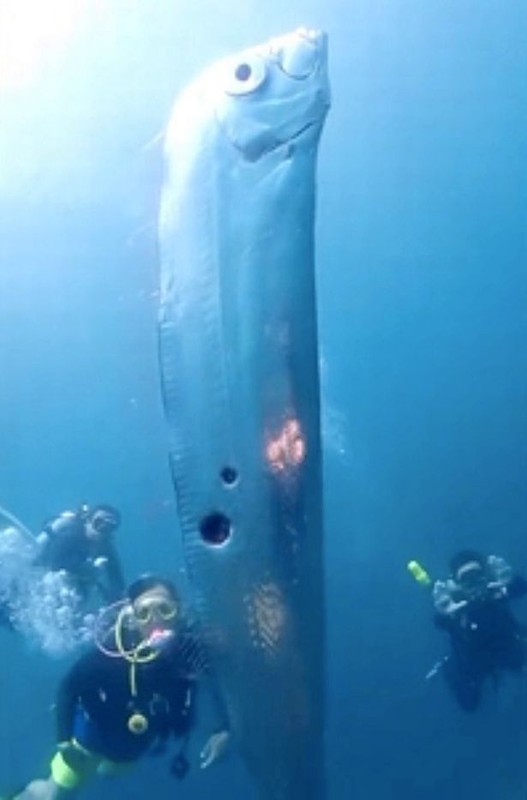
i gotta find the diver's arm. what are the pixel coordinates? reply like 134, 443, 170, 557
33, 517, 73, 569
32, 530, 58, 568
177, 638, 229, 733
206, 675, 230, 732
34, 532, 50, 557
105, 547, 125, 598
93, 545, 125, 602
164, 679, 229, 779
198, 675, 231, 769
165, 626, 230, 768
11, 777, 73, 800
168, 679, 197, 737
167, 668, 230, 770
432, 580, 468, 618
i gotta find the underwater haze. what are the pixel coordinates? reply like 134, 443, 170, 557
1, 1, 526, 798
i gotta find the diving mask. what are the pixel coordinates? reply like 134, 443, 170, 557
456, 562, 487, 597
133, 598, 179, 625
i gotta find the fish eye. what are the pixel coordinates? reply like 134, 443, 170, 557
235, 63, 252, 81
225, 55, 267, 96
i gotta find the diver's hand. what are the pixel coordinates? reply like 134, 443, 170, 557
487, 555, 513, 587
486, 581, 507, 598
199, 730, 230, 769
433, 580, 468, 616
444, 599, 468, 615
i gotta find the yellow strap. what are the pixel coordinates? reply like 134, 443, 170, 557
50, 751, 82, 790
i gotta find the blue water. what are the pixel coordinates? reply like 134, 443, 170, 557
0, 1, 526, 798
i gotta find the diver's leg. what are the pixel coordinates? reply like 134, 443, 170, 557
10, 778, 74, 800
442, 656, 482, 711
11, 744, 99, 800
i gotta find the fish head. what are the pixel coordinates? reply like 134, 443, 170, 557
213, 28, 330, 161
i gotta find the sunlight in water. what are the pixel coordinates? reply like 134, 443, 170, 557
0, 0, 89, 90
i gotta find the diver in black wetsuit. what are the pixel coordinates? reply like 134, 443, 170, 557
433, 549, 527, 711
0, 505, 124, 647
11, 575, 230, 800
34, 504, 125, 603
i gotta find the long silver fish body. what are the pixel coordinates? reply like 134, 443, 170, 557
158, 29, 330, 800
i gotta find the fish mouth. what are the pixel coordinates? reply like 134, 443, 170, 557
231, 118, 320, 163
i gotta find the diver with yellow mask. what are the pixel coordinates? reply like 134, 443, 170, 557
10, 575, 230, 800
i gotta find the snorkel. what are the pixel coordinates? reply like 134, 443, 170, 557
94, 578, 180, 736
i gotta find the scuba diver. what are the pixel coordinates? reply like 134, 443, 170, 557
0, 503, 125, 652
433, 549, 527, 711
33, 503, 125, 604
10, 575, 230, 800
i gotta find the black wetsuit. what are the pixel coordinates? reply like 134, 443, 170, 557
34, 512, 125, 602
57, 634, 197, 763
435, 576, 527, 711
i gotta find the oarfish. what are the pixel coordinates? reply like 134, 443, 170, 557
158, 28, 330, 800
